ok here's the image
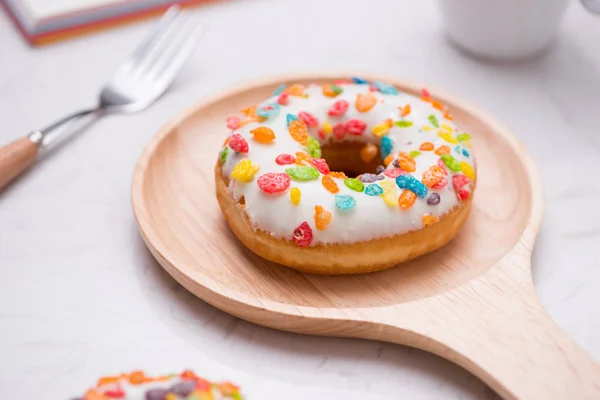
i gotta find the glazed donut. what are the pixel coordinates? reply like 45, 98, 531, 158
215, 78, 476, 275
73, 370, 242, 399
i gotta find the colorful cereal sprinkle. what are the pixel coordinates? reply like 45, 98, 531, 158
344, 178, 365, 192
335, 194, 356, 210
293, 222, 313, 247
290, 187, 301, 205
219, 147, 229, 164
456, 133, 472, 141
323, 84, 344, 97
299, 111, 319, 127
333, 122, 346, 139
273, 84, 286, 95
460, 161, 475, 180
380, 180, 398, 207
306, 135, 322, 158
438, 131, 459, 144
409, 150, 421, 158
441, 154, 462, 172
365, 184, 384, 196
356, 92, 377, 112
286, 113, 298, 127
257, 103, 281, 119
230, 159, 259, 183
360, 143, 378, 162
359, 173, 384, 183
398, 152, 416, 172
226, 116, 240, 130
310, 158, 331, 174
422, 215, 439, 227
396, 175, 428, 198
286, 166, 320, 181
373, 81, 399, 95
257, 173, 290, 194
419, 142, 434, 151
352, 76, 369, 84
452, 174, 470, 191
345, 119, 367, 135
395, 120, 413, 128
328, 99, 350, 116
428, 115, 439, 128
435, 145, 450, 156
427, 192, 441, 205
380, 136, 393, 159
250, 126, 276, 143
277, 92, 290, 105
329, 171, 348, 179
400, 104, 411, 117
398, 189, 417, 210
314, 205, 332, 230
289, 119, 309, 145
228, 134, 249, 153
372, 123, 390, 137
321, 175, 340, 193
276, 153, 295, 165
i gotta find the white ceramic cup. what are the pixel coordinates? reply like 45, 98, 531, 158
439, 0, 572, 60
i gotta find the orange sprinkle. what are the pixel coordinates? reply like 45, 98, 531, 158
431, 99, 443, 111
294, 151, 311, 165
444, 110, 454, 120
250, 126, 276, 143
284, 84, 305, 96
329, 171, 347, 179
84, 389, 108, 400
222, 137, 230, 146
96, 376, 121, 387
400, 104, 411, 117
360, 143, 378, 162
422, 214, 440, 227
385, 118, 394, 128
219, 382, 241, 395
322, 84, 340, 97
321, 175, 340, 193
355, 93, 377, 112
383, 154, 394, 166
435, 145, 451, 156
398, 152, 416, 172
241, 106, 257, 118
398, 190, 417, 210
129, 371, 146, 385
314, 205, 332, 230
419, 142, 434, 151
289, 119, 308, 145
422, 166, 445, 188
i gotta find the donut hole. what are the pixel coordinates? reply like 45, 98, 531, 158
320, 142, 383, 178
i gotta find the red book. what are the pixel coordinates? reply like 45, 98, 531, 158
1, 0, 212, 46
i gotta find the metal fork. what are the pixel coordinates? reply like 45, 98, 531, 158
0, 6, 199, 191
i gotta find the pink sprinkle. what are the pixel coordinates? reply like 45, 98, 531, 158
383, 168, 406, 178
298, 111, 319, 127
345, 119, 367, 135
421, 88, 431, 98
328, 100, 349, 117
226, 116, 240, 130
277, 92, 289, 105
333, 122, 346, 139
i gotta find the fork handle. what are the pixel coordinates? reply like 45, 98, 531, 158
0, 135, 41, 191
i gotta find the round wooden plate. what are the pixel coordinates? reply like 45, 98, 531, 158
132, 73, 600, 400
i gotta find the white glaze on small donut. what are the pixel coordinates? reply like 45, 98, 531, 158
219, 81, 475, 246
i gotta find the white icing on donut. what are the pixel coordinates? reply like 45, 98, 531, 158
219, 81, 475, 246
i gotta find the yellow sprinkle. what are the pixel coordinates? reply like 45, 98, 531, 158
438, 131, 459, 144
380, 180, 398, 207
380, 180, 396, 192
321, 121, 332, 135
464, 140, 472, 148
460, 161, 475, 180
290, 187, 301, 205
230, 159, 259, 183
382, 191, 397, 207
421, 125, 433, 131
441, 123, 453, 132
372, 123, 389, 137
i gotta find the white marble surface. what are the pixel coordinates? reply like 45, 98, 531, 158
1, 1, 599, 399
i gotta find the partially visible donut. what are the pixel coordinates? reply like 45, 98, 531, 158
72, 370, 242, 399
215, 78, 476, 274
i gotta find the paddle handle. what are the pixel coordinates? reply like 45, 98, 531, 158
0, 136, 40, 191
381, 271, 600, 400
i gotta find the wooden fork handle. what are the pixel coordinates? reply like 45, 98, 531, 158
0, 136, 40, 191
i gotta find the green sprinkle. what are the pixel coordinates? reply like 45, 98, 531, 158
285, 166, 320, 181
219, 147, 229, 164
344, 178, 365, 192
395, 120, 413, 128
456, 133, 472, 141
428, 115, 439, 128
441, 154, 462, 172
409, 150, 421, 158
306, 135, 322, 158
331, 85, 344, 95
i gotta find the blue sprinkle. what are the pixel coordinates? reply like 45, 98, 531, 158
454, 145, 462, 155
462, 148, 470, 157
273, 84, 286, 96
335, 194, 356, 210
373, 81, 399, 95
352, 76, 369, 84
257, 103, 281, 120
396, 175, 428, 198
365, 184, 384, 196
380, 136, 393, 160
286, 113, 298, 127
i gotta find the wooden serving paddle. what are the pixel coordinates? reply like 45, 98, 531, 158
132, 74, 600, 399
